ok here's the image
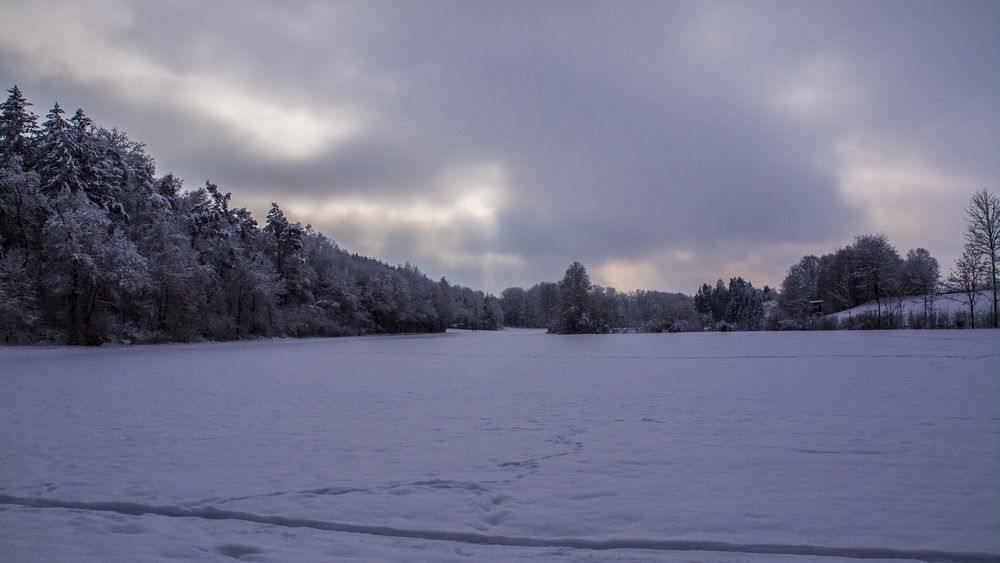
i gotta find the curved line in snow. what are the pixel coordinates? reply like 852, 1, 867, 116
1, 495, 997, 562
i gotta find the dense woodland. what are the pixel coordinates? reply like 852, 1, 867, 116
0, 87, 502, 344
1, 86, 997, 343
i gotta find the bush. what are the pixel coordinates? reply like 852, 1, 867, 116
668, 320, 699, 333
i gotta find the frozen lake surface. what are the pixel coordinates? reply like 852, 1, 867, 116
2, 330, 999, 562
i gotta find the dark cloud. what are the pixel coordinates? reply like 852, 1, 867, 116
1, 0, 996, 292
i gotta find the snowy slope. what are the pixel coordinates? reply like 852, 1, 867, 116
828, 290, 994, 326
2, 330, 999, 562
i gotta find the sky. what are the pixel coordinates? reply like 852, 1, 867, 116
1, 0, 997, 294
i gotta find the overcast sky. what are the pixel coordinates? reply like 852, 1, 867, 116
1, 1, 997, 293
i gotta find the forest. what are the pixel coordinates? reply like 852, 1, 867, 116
1, 86, 997, 343
0, 86, 501, 344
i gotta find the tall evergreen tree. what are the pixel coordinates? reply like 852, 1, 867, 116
710, 279, 728, 323
724, 277, 763, 330
0, 85, 38, 164
36, 103, 85, 196
693, 283, 713, 318
552, 261, 594, 333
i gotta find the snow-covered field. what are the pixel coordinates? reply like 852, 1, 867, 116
2, 330, 999, 562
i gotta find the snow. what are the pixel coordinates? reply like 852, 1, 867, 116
829, 290, 994, 326
2, 329, 999, 562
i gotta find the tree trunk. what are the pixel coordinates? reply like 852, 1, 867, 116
69, 265, 80, 344
992, 260, 998, 328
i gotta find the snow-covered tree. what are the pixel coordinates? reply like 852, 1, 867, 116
551, 261, 594, 333
711, 279, 728, 322
36, 103, 85, 196
0, 87, 505, 342
0, 160, 45, 250
528, 281, 559, 328
724, 277, 763, 330
0, 248, 39, 342
263, 202, 308, 303
693, 283, 713, 318
41, 193, 149, 344
182, 181, 231, 250
226, 248, 284, 337
0, 85, 38, 164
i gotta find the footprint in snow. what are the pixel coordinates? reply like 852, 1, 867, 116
215, 544, 263, 559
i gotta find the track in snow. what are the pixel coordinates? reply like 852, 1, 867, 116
2, 495, 997, 563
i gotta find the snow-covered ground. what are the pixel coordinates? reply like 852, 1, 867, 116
2, 330, 999, 562
828, 290, 994, 327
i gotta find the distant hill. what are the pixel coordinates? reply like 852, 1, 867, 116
827, 290, 993, 329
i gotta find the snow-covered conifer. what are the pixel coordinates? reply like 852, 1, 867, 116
0, 86, 38, 163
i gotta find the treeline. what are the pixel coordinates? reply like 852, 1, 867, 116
498, 262, 772, 334
3, 86, 995, 342
693, 277, 774, 331
507, 188, 998, 334
499, 261, 699, 333
772, 187, 999, 331
775, 233, 941, 329
0, 86, 501, 344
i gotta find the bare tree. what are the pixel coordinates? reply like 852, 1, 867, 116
946, 244, 987, 328
965, 189, 1000, 327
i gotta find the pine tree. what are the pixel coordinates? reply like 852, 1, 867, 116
0, 86, 38, 164
724, 277, 763, 330
183, 181, 231, 250
264, 203, 304, 275
263, 202, 307, 303
711, 279, 728, 323
433, 277, 453, 329
552, 261, 593, 333
36, 103, 86, 196
693, 283, 713, 317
